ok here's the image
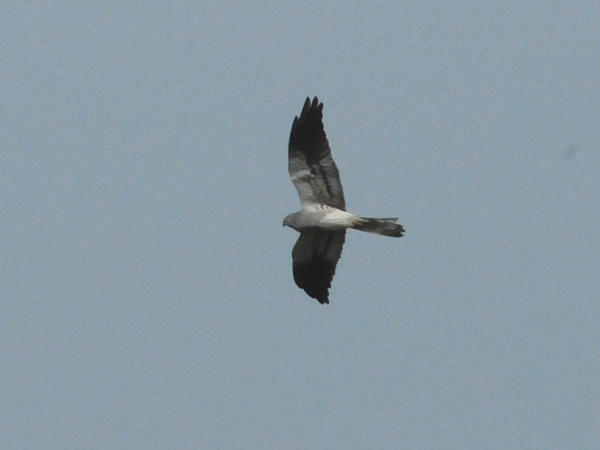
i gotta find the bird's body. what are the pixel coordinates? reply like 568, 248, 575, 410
284, 205, 357, 231
284, 206, 403, 235
284, 97, 404, 304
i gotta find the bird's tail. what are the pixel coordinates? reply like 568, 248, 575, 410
352, 217, 405, 237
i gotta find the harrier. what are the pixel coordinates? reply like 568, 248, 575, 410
284, 97, 404, 304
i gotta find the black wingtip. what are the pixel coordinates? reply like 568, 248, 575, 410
292, 97, 319, 127
293, 253, 335, 306
288, 96, 330, 165
300, 96, 321, 117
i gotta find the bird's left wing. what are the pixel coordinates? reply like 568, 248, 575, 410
288, 97, 346, 210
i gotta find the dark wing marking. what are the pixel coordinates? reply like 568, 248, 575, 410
288, 97, 346, 210
292, 230, 346, 304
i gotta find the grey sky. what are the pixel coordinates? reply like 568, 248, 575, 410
1, 2, 599, 449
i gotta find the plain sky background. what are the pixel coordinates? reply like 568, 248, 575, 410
2, 2, 599, 449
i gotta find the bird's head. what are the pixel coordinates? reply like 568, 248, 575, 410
283, 213, 299, 230
282, 215, 292, 228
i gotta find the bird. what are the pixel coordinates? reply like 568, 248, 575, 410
283, 97, 404, 304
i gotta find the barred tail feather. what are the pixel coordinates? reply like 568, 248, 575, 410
353, 217, 405, 237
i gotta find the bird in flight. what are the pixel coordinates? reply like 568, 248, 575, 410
284, 97, 404, 304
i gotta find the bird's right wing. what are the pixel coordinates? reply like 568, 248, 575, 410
292, 230, 346, 304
